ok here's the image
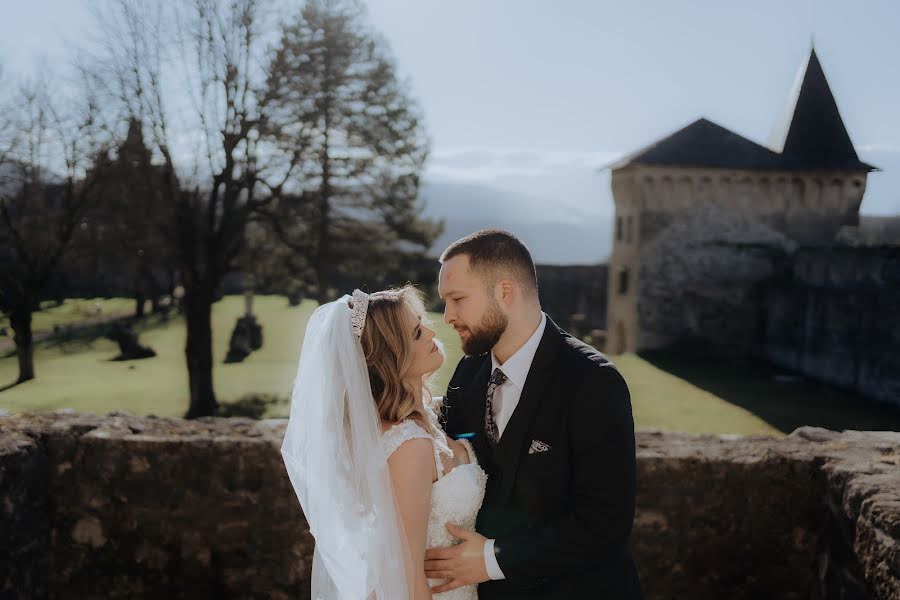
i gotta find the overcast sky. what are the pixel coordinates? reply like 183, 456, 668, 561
3, 0, 899, 221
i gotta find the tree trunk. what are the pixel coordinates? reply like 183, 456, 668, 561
135, 291, 146, 317
244, 290, 255, 317
10, 308, 35, 383
184, 285, 218, 418
135, 256, 149, 317
315, 113, 332, 305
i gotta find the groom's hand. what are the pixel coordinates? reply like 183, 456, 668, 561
424, 523, 490, 593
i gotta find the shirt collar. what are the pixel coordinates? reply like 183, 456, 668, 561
490, 312, 547, 389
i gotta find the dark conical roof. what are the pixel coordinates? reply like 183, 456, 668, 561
771, 49, 874, 171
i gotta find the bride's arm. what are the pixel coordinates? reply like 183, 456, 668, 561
388, 438, 436, 600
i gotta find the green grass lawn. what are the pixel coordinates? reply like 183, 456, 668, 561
2, 295, 898, 435
0, 296, 464, 419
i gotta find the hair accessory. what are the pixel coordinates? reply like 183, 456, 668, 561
349, 289, 370, 338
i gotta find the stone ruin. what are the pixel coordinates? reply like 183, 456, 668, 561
1, 412, 897, 599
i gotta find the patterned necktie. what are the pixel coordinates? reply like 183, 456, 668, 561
485, 368, 508, 445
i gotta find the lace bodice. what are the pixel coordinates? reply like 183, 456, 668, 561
382, 420, 487, 600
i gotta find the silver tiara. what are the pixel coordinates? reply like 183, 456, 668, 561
349, 289, 369, 339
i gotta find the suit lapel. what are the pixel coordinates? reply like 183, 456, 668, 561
492, 317, 563, 503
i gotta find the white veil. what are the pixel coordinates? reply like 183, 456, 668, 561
281, 293, 414, 599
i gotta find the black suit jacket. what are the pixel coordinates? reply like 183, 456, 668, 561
442, 316, 642, 599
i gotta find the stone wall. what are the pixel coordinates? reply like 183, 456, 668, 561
1, 412, 313, 600
2, 412, 898, 599
535, 263, 608, 333
636, 204, 796, 352
0, 424, 51, 596
606, 163, 870, 355
635, 427, 900, 599
764, 246, 900, 407
626, 167, 866, 246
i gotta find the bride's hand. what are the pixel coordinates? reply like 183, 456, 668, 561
424, 523, 490, 593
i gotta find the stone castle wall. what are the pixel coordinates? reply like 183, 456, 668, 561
1, 413, 313, 600
635, 203, 795, 353
536, 263, 608, 333
764, 246, 900, 407
628, 167, 866, 245
606, 165, 869, 354
605, 166, 898, 410
2, 412, 898, 599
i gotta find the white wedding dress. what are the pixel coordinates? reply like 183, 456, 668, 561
382, 420, 487, 600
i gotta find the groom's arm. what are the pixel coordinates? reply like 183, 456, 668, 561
492, 363, 637, 582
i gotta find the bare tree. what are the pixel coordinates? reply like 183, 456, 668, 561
86, 0, 435, 415
0, 75, 108, 386
87, 0, 302, 417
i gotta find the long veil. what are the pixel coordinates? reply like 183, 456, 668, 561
281, 295, 414, 599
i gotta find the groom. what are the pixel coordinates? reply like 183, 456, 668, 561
425, 229, 642, 599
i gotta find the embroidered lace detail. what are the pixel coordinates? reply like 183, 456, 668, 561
381, 420, 486, 600
381, 419, 434, 460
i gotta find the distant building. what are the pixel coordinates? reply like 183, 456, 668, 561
605, 48, 877, 355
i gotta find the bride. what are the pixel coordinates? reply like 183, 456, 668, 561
281, 287, 486, 599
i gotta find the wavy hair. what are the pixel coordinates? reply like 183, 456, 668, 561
359, 286, 446, 443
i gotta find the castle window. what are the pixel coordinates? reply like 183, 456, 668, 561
791, 179, 805, 209
698, 177, 713, 202
618, 268, 630, 295
616, 216, 623, 241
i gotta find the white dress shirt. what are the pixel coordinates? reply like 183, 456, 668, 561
482, 312, 547, 581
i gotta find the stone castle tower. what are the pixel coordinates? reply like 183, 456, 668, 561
605, 49, 876, 354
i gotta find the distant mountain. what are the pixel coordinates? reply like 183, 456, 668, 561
420, 181, 612, 265
0, 161, 65, 197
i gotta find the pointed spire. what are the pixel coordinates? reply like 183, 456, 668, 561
124, 118, 143, 147
119, 118, 152, 168
770, 48, 872, 170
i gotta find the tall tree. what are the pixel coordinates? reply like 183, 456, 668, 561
0, 78, 107, 385
263, 0, 439, 302
88, 0, 302, 417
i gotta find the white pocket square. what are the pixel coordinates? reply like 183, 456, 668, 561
528, 439, 551, 454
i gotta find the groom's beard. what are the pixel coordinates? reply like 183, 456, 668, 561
460, 300, 508, 356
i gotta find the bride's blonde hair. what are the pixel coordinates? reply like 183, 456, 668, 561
359, 285, 445, 440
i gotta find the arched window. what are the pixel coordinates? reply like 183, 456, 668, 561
791, 178, 805, 209
618, 268, 630, 295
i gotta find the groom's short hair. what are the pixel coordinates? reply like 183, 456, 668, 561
440, 229, 539, 298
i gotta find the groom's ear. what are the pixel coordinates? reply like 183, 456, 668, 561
497, 279, 516, 305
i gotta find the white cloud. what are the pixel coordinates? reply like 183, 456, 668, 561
858, 143, 900, 153
426, 146, 623, 183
